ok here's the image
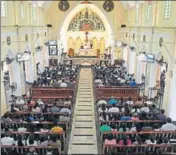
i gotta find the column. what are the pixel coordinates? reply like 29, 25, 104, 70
10, 61, 22, 96
128, 50, 136, 74
147, 62, 158, 98
19, 62, 26, 95
25, 58, 35, 83
111, 47, 115, 65
136, 60, 143, 83
1, 72, 7, 116
162, 72, 171, 113
167, 67, 176, 120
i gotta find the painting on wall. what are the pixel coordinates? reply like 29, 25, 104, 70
68, 8, 105, 32
49, 45, 58, 55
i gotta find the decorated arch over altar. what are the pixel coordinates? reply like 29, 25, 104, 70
60, 3, 114, 55
68, 7, 105, 32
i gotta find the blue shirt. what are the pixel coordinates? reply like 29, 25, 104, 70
120, 116, 131, 120
108, 99, 118, 105
129, 82, 137, 87
28, 116, 35, 121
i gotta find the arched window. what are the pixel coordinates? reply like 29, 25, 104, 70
32, 2, 37, 21
1, 1, 7, 17
20, 3, 25, 19
164, 1, 172, 19
33, 7, 36, 21
146, 4, 152, 21
135, 7, 139, 22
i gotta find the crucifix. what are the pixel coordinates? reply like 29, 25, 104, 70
108, 45, 112, 54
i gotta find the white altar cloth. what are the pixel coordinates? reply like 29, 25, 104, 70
78, 49, 96, 56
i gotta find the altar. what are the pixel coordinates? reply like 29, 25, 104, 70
78, 49, 96, 56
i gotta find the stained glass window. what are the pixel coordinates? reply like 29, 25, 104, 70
164, 1, 172, 19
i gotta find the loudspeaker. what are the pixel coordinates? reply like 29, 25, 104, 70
47, 24, 52, 27
121, 25, 126, 28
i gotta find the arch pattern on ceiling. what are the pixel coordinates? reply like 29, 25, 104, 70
67, 7, 105, 32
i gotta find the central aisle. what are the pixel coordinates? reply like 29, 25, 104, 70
68, 68, 98, 154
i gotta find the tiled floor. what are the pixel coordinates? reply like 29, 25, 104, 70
68, 68, 98, 154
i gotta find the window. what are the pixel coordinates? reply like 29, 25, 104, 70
146, 4, 152, 21
1, 1, 7, 17
136, 7, 139, 22
128, 11, 130, 22
164, 1, 172, 19
33, 7, 36, 21
20, 3, 25, 19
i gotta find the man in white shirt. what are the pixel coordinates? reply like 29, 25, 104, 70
95, 79, 102, 85
140, 103, 150, 113
161, 118, 176, 131
126, 97, 134, 105
97, 100, 107, 106
108, 104, 119, 113
60, 107, 71, 115
17, 126, 27, 132
98, 82, 104, 87
16, 97, 25, 104
120, 78, 126, 84
37, 99, 44, 106
60, 80, 68, 87
1, 134, 15, 145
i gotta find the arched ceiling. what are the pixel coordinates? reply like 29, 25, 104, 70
33, 1, 144, 9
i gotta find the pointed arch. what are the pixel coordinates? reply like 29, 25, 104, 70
68, 37, 74, 49
60, 3, 113, 51
75, 37, 82, 54
92, 37, 98, 53
100, 38, 105, 54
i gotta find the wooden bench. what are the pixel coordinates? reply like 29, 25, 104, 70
101, 130, 176, 141
96, 97, 146, 103
15, 103, 71, 111
95, 86, 140, 98
1, 145, 60, 155
1, 120, 69, 132
23, 96, 73, 104
30, 87, 74, 99
7, 111, 70, 116
97, 103, 151, 108
103, 143, 174, 154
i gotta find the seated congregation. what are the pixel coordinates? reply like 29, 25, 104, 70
94, 63, 176, 154
0, 64, 79, 155
93, 60, 137, 87
32, 64, 79, 87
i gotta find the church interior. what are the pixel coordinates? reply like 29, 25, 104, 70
1, 0, 176, 155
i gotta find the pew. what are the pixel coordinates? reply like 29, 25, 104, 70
30, 87, 74, 99
96, 97, 146, 103
95, 86, 140, 98
103, 143, 174, 155
1, 131, 65, 149
7, 111, 70, 116
23, 97, 73, 105
15, 103, 71, 111
2, 121, 69, 131
101, 130, 176, 141
1, 145, 60, 155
